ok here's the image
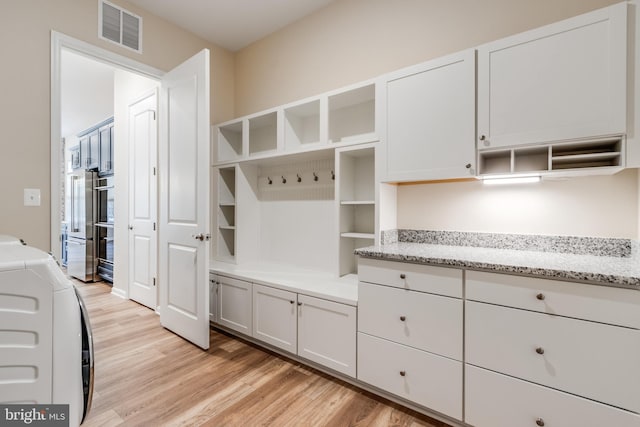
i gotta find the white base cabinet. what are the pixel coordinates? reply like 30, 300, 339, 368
217, 278, 357, 378
217, 276, 253, 336
466, 365, 640, 427
252, 284, 297, 353
297, 294, 356, 377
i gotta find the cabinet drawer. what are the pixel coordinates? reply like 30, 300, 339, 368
466, 270, 640, 329
358, 282, 462, 360
466, 301, 640, 413
357, 333, 462, 420
358, 258, 462, 298
466, 365, 640, 427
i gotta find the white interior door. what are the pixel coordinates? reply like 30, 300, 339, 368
128, 90, 158, 310
158, 49, 210, 349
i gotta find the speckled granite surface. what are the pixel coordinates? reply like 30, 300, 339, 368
360, 230, 640, 289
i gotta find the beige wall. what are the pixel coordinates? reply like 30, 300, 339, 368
397, 170, 639, 238
234, 0, 619, 116
0, 0, 234, 251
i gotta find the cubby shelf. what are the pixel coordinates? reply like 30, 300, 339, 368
341, 200, 375, 205
478, 137, 624, 176
213, 80, 378, 166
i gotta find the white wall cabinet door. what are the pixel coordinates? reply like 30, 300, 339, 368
297, 294, 356, 377
384, 49, 475, 182
477, 3, 627, 150
252, 284, 297, 353
217, 276, 252, 336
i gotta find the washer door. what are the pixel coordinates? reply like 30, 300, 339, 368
74, 288, 94, 424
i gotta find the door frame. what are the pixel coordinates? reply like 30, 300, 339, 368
50, 32, 163, 298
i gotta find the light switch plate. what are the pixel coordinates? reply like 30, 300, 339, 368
24, 188, 41, 206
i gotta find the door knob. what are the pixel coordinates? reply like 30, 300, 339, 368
193, 233, 205, 241
128, 225, 133, 230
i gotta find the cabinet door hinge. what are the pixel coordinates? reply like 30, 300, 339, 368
153, 222, 156, 231
153, 277, 156, 287
153, 167, 156, 176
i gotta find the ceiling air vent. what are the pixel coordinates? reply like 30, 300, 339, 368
99, 0, 142, 53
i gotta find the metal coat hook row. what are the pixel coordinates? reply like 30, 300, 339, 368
281, 176, 287, 184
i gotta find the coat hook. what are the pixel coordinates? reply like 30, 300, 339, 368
331, 170, 335, 180
297, 173, 302, 183
268, 176, 272, 185
281, 176, 287, 184
313, 172, 318, 182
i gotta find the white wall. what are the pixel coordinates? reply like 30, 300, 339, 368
396, 169, 639, 238
113, 70, 159, 296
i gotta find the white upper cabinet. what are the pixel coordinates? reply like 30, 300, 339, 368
477, 2, 627, 150
383, 49, 476, 182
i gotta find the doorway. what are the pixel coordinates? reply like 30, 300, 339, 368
52, 32, 161, 303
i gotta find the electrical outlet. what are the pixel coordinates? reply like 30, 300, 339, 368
24, 189, 41, 206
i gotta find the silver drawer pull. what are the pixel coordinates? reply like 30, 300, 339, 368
536, 293, 545, 301
399, 371, 406, 377
535, 347, 545, 355
536, 418, 545, 426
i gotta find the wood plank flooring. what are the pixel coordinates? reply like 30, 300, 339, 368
76, 280, 451, 427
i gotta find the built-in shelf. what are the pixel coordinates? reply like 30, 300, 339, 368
329, 84, 376, 144
338, 145, 376, 277
341, 200, 375, 205
216, 166, 237, 261
341, 232, 375, 239
218, 121, 243, 162
249, 112, 278, 155
95, 222, 114, 229
285, 100, 321, 150
478, 137, 623, 176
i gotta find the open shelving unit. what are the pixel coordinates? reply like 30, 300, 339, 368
284, 99, 321, 150
217, 121, 243, 163
215, 166, 236, 262
329, 83, 376, 144
478, 137, 624, 176
249, 112, 278, 155
337, 145, 376, 276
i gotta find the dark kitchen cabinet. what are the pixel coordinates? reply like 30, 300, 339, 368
98, 121, 114, 176
79, 130, 99, 170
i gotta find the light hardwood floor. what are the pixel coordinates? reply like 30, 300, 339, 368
76, 280, 451, 427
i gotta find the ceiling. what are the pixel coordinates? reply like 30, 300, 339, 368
127, 0, 337, 51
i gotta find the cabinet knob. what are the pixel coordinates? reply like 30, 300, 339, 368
290, 300, 295, 304
536, 418, 545, 427
400, 273, 406, 279
465, 163, 472, 169
400, 316, 406, 322
399, 371, 406, 377
479, 135, 486, 141
535, 347, 545, 355
297, 302, 303, 306
536, 293, 545, 301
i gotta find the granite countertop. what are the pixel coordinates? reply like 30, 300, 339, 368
355, 230, 640, 290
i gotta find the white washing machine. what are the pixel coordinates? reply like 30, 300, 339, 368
0, 238, 93, 426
